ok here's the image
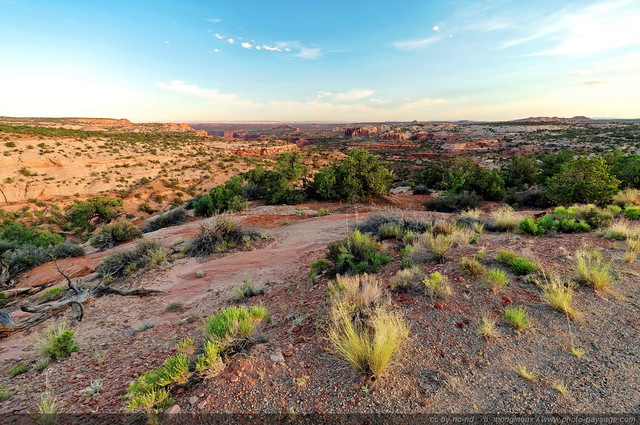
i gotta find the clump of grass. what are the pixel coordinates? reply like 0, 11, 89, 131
482, 268, 509, 291
187, 215, 262, 257
624, 237, 640, 263
316, 208, 330, 217
176, 337, 195, 355
144, 208, 187, 232
476, 315, 497, 338
460, 257, 485, 277
327, 230, 391, 275
553, 380, 569, 395
308, 258, 330, 284
569, 345, 587, 358
378, 222, 404, 240
38, 287, 65, 301
425, 233, 453, 263
0, 383, 10, 402
515, 365, 536, 380
32, 319, 79, 361
503, 305, 532, 331
598, 219, 640, 240
35, 358, 50, 372
34, 388, 60, 425
232, 277, 264, 302
496, 248, 517, 264
327, 305, 408, 380
575, 249, 613, 291
204, 305, 268, 355
9, 363, 28, 377
389, 265, 425, 292
328, 274, 387, 312
293, 375, 310, 387
541, 281, 578, 318
423, 271, 452, 298
195, 339, 224, 378
509, 257, 538, 275
613, 188, 640, 207
492, 206, 521, 232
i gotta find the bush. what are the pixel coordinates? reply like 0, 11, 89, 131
0, 384, 10, 402
90, 220, 142, 250
502, 155, 539, 189
186, 216, 261, 257
624, 207, 640, 220
312, 149, 393, 202
232, 278, 263, 302
9, 363, 28, 377
144, 208, 187, 232
193, 176, 248, 217
49, 241, 85, 259
503, 305, 532, 331
425, 191, 479, 212
389, 266, 426, 292
97, 239, 165, 278
482, 268, 509, 291
204, 305, 268, 355
504, 187, 554, 208
423, 271, 452, 298
3, 244, 49, 275
509, 257, 538, 275
546, 156, 620, 206
0, 292, 7, 308
598, 220, 640, 240
613, 188, 640, 207
33, 319, 79, 361
327, 230, 390, 275
460, 257, 485, 277
65, 196, 123, 232
39, 286, 65, 301
412, 185, 431, 195
245, 153, 308, 205
492, 206, 521, 232
356, 212, 426, 236
496, 249, 517, 264
519, 217, 545, 236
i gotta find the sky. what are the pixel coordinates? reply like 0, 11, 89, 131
1, 0, 639, 122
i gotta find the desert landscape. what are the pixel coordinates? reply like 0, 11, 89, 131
0, 116, 639, 424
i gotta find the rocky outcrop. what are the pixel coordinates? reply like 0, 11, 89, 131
513, 116, 592, 123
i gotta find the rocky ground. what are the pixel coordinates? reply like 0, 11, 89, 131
0, 194, 639, 420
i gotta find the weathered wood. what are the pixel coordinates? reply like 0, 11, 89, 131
93, 286, 165, 297
0, 312, 52, 338
0, 258, 11, 288
20, 290, 91, 314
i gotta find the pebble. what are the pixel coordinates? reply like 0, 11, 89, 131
197, 400, 208, 410
195, 270, 205, 278
165, 404, 182, 414
270, 352, 285, 362
189, 396, 199, 405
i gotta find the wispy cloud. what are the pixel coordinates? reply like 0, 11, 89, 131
206, 18, 221, 23
296, 47, 322, 59
226, 38, 235, 44
241, 42, 253, 49
391, 35, 443, 51
156, 80, 261, 109
401, 98, 447, 109
317, 89, 375, 101
214, 33, 225, 40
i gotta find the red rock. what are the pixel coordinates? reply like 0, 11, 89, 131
292, 326, 302, 332
189, 396, 199, 405
283, 351, 293, 357
501, 296, 512, 304
198, 393, 205, 398
434, 303, 445, 310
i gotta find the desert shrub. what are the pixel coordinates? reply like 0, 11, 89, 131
492, 206, 522, 232
39, 286, 65, 301
378, 222, 404, 240
186, 216, 261, 257
503, 305, 532, 331
246, 153, 308, 205
412, 185, 431, 195
537, 149, 575, 184
49, 241, 85, 259
419, 157, 504, 200
546, 156, 620, 206
425, 191, 480, 212
90, 220, 142, 250
502, 155, 539, 189
33, 319, 79, 361
97, 238, 164, 278
65, 196, 123, 232
423, 271, 452, 298
624, 206, 640, 220
504, 187, 554, 208
495, 248, 517, 264
3, 244, 49, 275
144, 208, 187, 232
308, 258, 330, 284
576, 204, 615, 228
0, 384, 9, 402
482, 268, 509, 291
327, 274, 387, 311
460, 257, 485, 277
327, 230, 390, 275
0, 292, 7, 308
193, 176, 247, 217
356, 212, 426, 236
312, 149, 393, 202
541, 281, 578, 318
204, 305, 268, 355
476, 315, 497, 338
389, 266, 426, 292
9, 363, 28, 377
608, 154, 640, 189
424, 233, 453, 263
317, 208, 331, 217
519, 217, 546, 236
575, 249, 613, 290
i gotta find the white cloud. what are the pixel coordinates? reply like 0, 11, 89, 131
206, 18, 221, 23
369, 98, 392, 105
296, 47, 322, 59
213, 49, 221, 53
227, 38, 235, 44
316, 90, 374, 101
401, 98, 447, 109
433, 26, 440, 31
214, 33, 224, 39
241, 42, 253, 49
391, 35, 443, 51
156, 80, 261, 109
262, 45, 281, 51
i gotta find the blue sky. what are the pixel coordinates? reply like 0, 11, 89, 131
1, 0, 639, 122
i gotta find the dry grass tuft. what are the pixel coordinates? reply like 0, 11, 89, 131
575, 248, 613, 291
541, 280, 579, 319
492, 206, 522, 232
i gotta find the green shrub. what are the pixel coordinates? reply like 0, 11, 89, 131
65, 196, 123, 232
425, 191, 480, 212
496, 249, 517, 264
90, 220, 142, 250
624, 206, 640, 220
232, 278, 263, 302
492, 206, 521, 232
49, 241, 85, 259
194, 176, 247, 217
423, 271, 452, 298
546, 156, 620, 206
33, 319, 79, 361
378, 222, 404, 240
308, 258, 330, 284
460, 257, 485, 277
204, 306, 268, 355
503, 305, 532, 331
97, 238, 164, 278
8, 363, 28, 377
145, 208, 187, 232
389, 266, 425, 292
316, 208, 331, 217
519, 217, 545, 236
327, 230, 390, 275
482, 268, 509, 290
356, 212, 426, 236
39, 286, 65, 300
186, 216, 261, 257
3, 244, 49, 275
0, 384, 10, 402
